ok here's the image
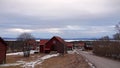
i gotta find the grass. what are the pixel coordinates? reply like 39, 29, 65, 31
6, 53, 45, 63
36, 53, 90, 68
0, 53, 90, 68
0, 65, 22, 68
0, 53, 45, 68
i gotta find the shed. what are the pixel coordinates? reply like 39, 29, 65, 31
84, 41, 93, 50
39, 39, 48, 53
0, 37, 7, 64
66, 42, 73, 50
27, 39, 37, 50
77, 42, 85, 50
45, 36, 67, 54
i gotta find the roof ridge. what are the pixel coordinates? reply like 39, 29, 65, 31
0, 37, 7, 46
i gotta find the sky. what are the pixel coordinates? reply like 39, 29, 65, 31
0, 0, 120, 38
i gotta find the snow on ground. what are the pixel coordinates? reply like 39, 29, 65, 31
22, 53, 59, 68
0, 63, 23, 67
2, 50, 77, 68
67, 50, 76, 54
6, 50, 35, 56
0, 53, 59, 68
41, 54, 59, 60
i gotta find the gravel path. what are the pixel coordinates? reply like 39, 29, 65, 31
76, 49, 120, 68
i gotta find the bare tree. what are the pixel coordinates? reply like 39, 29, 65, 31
99, 36, 110, 41
113, 33, 120, 40
17, 32, 35, 57
93, 22, 120, 59
114, 22, 120, 41
115, 22, 120, 33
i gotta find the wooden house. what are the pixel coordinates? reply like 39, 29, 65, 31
39, 39, 48, 53
27, 39, 37, 50
45, 36, 67, 54
66, 42, 73, 50
84, 41, 93, 50
77, 42, 85, 50
0, 37, 7, 64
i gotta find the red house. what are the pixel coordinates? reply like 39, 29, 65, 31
0, 37, 7, 64
39, 39, 48, 53
77, 42, 85, 50
27, 39, 37, 50
84, 41, 93, 50
44, 36, 67, 54
66, 42, 73, 50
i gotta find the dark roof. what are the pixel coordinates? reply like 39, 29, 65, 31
40, 39, 48, 45
0, 37, 7, 46
66, 42, 73, 47
45, 36, 67, 46
53, 36, 66, 45
77, 42, 85, 46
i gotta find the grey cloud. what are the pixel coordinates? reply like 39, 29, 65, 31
0, 0, 119, 38
0, 0, 119, 19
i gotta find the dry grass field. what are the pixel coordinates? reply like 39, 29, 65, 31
0, 53, 90, 68
36, 53, 90, 68
0, 53, 45, 68
6, 53, 45, 63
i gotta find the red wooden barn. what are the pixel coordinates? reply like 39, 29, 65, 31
44, 36, 67, 53
66, 42, 73, 50
0, 37, 7, 64
39, 39, 48, 53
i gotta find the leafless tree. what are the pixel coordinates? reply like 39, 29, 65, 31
93, 23, 120, 59
17, 32, 35, 57
113, 33, 120, 40
99, 36, 110, 41
115, 22, 120, 33
114, 22, 120, 40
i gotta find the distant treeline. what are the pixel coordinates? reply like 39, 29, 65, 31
6, 41, 24, 52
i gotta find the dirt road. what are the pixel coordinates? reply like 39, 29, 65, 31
76, 49, 120, 68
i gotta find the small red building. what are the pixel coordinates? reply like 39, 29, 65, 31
66, 42, 73, 50
84, 41, 93, 50
44, 36, 67, 53
39, 39, 48, 53
27, 39, 37, 50
77, 42, 85, 50
0, 37, 7, 64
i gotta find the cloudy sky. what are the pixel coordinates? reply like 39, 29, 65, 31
0, 0, 120, 38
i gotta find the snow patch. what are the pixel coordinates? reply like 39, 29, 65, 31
6, 50, 35, 56
0, 63, 23, 67
22, 60, 43, 68
41, 54, 59, 60
22, 53, 59, 68
16, 60, 26, 63
1, 53, 59, 68
67, 50, 75, 54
